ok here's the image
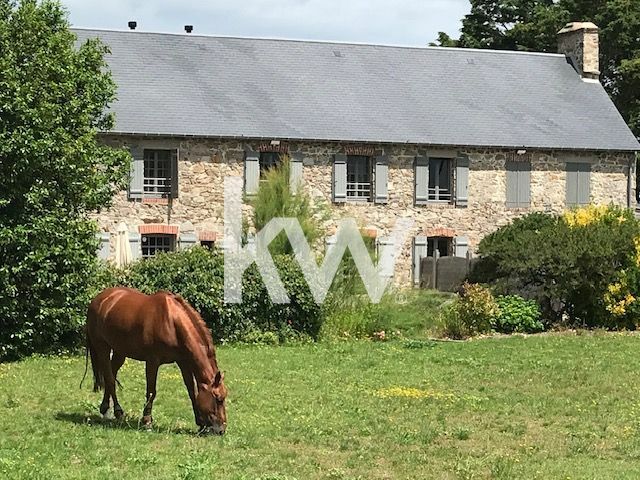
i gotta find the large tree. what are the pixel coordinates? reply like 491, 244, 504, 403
0, 0, 130, 359
434, 0, 640, 137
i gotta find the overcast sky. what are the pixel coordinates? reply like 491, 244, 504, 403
60, 0, 470, 47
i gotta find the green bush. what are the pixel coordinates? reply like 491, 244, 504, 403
471, 206, 640, 329
96, 247, 323, 343
439, 283, 498, 339
494, 295, 544, 334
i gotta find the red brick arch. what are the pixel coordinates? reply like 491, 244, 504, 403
423, 227, 456, 238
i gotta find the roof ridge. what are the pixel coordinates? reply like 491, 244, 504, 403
71, 27, 566, 58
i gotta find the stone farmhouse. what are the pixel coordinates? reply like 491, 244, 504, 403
75, 22, 639, 286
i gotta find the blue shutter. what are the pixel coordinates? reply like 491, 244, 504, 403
128, 146, 144, 200
414, 156, 429, 205
454, 236, 469, 258
506, 161, 519, 208
374, 155, 389, 204
577, 164, 591, 205
333, 154, 347, 203
455, 155, 469, 207
244, 149, 260, 195
413, 236, 428, 285
170, 148, 179, 199
97, 232, 110, 260
518, 161, 531, 207
290, 152, 304, 194
179, 233, 197, 250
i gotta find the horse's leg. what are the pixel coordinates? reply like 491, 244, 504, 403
142, 361, 159, 427
93, 340, 113, 417
178, 361, 201, 427
110, 352, 126, 420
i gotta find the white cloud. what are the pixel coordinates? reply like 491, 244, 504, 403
61, 0, 469, 46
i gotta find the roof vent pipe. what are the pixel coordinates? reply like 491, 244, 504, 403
184, 25, 193, 34
128, 21, 137, 30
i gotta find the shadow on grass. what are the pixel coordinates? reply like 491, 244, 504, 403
54, 411, 200, 436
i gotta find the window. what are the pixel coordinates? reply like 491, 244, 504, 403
566, 162, 590, 206
142, 234, 175, 258
506, 161, 531, 208
144, 149, 172, 197
428, 158, 452, 201
346, 155, 372, 200
200, 240, 216, 250
427, 237, 451, 257
260, 152, 281, 176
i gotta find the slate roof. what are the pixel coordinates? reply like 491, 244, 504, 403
74, 28, 639, 152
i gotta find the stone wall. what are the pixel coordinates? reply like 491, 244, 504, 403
96, 135, 634, 286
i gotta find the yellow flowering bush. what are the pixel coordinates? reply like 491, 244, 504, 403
474, 206, 640, 329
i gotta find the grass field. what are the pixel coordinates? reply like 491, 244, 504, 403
2, 333, 640, 479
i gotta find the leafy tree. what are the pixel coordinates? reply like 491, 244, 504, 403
250, 156, 325, 256
437, 0, 640, 137
0, 0, 130, 360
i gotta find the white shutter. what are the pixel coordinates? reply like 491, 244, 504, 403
289, 152, 304, 194
455, 155, 469, 207
377, 236, 395, 278
244, 150, 260, 195
129, 232, 142, 260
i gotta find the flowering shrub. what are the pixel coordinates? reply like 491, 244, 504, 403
473, 206, 640, 329
440, 282, 498, 338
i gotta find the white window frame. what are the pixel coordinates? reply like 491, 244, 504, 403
143, 149, 172, 198
346, 155, 373, 201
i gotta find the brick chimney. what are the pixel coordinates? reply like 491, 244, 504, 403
557, 22, 600, 81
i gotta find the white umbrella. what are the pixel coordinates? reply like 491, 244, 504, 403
114, 222, 132, 267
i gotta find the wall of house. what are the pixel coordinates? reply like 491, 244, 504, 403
96, 135, 634, 286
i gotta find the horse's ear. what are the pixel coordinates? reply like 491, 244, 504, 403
214, 371, 223, 386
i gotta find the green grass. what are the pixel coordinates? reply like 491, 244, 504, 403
2, 333, 640, 479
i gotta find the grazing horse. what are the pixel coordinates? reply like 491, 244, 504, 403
85, 287, 227, 434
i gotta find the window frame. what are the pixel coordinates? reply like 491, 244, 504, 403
346, 155, 373, 201
141, 233, 176, 258
143, 149, 173, 198
259, 151, 281, 177
428, 157, 453, 203
427, 236, 452, 257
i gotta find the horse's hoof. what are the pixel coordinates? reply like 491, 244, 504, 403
102, 410, 114, 420
141, 415, 153, 429
114, 408, 124, 420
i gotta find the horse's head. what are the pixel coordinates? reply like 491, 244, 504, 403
196, 370, 227, 435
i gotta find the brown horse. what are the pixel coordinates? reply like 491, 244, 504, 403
85, 287, 227, 434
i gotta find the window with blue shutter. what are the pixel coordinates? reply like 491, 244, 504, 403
566, 162, 591, 206
333, 154, 347, 203
412, 236, 428, 285
374, 155, 389, 204
506, 160, 531, 208
414, 156, 429, 205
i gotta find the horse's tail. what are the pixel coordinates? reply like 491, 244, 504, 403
79, 328, 90, 389
86, 325, 104, 392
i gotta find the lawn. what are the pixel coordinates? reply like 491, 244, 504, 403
2, 334, 640, 479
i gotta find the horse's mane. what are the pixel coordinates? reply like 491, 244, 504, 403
172, 294, 216, 362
